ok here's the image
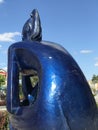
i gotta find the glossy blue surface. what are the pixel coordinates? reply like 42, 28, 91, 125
7, 40, 98, 130
22, 9, 42, 41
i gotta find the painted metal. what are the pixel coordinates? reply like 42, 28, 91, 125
6, 9, 98, 130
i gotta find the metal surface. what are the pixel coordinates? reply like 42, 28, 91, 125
7, 41, 98, 130
22, 9, 42, 41
6, 9, 98, 130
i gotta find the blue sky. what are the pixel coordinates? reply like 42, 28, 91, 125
0, 0, 98, 80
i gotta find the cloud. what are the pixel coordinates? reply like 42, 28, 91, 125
80, 50, 93, 54
94, 57, 98, 61
0, 32, 21, 42
0, 44, 2, 48
94, 62, 98, 67
0, 0, 4, 4
2, 66, 7, 71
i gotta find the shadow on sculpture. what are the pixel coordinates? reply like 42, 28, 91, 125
7, 9, 98, 130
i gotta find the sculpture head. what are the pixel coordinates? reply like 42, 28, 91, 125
22, 9, 42, 41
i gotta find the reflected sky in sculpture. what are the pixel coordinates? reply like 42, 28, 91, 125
49, 75, 57, 98
0, 0, 98, 79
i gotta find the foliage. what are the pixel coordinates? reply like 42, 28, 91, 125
19, 83, 24, 100
0, 75, 6, 87
92, 74, 98, 84
19, 75, 39, 99
30, 76, 39, 87
0, 111, 9, 130
0, 100, 6, 106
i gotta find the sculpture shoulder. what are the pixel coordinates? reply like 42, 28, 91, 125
41, 41, 68, 53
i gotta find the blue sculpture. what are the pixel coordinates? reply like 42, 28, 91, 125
7, 9, 98, 130
22, 9, 42, 41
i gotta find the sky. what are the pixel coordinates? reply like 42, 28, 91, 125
0, 0, 98, 80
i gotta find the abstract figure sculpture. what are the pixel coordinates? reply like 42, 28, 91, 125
22, 9, 42, 41
7, 9, 98, 130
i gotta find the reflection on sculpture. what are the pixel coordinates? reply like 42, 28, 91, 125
7, 9, 98, 130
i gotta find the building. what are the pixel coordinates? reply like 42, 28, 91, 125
0, 69, 7, 77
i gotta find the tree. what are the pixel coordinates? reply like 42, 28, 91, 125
92, 74, 98, 84
0, 75, 6, 87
